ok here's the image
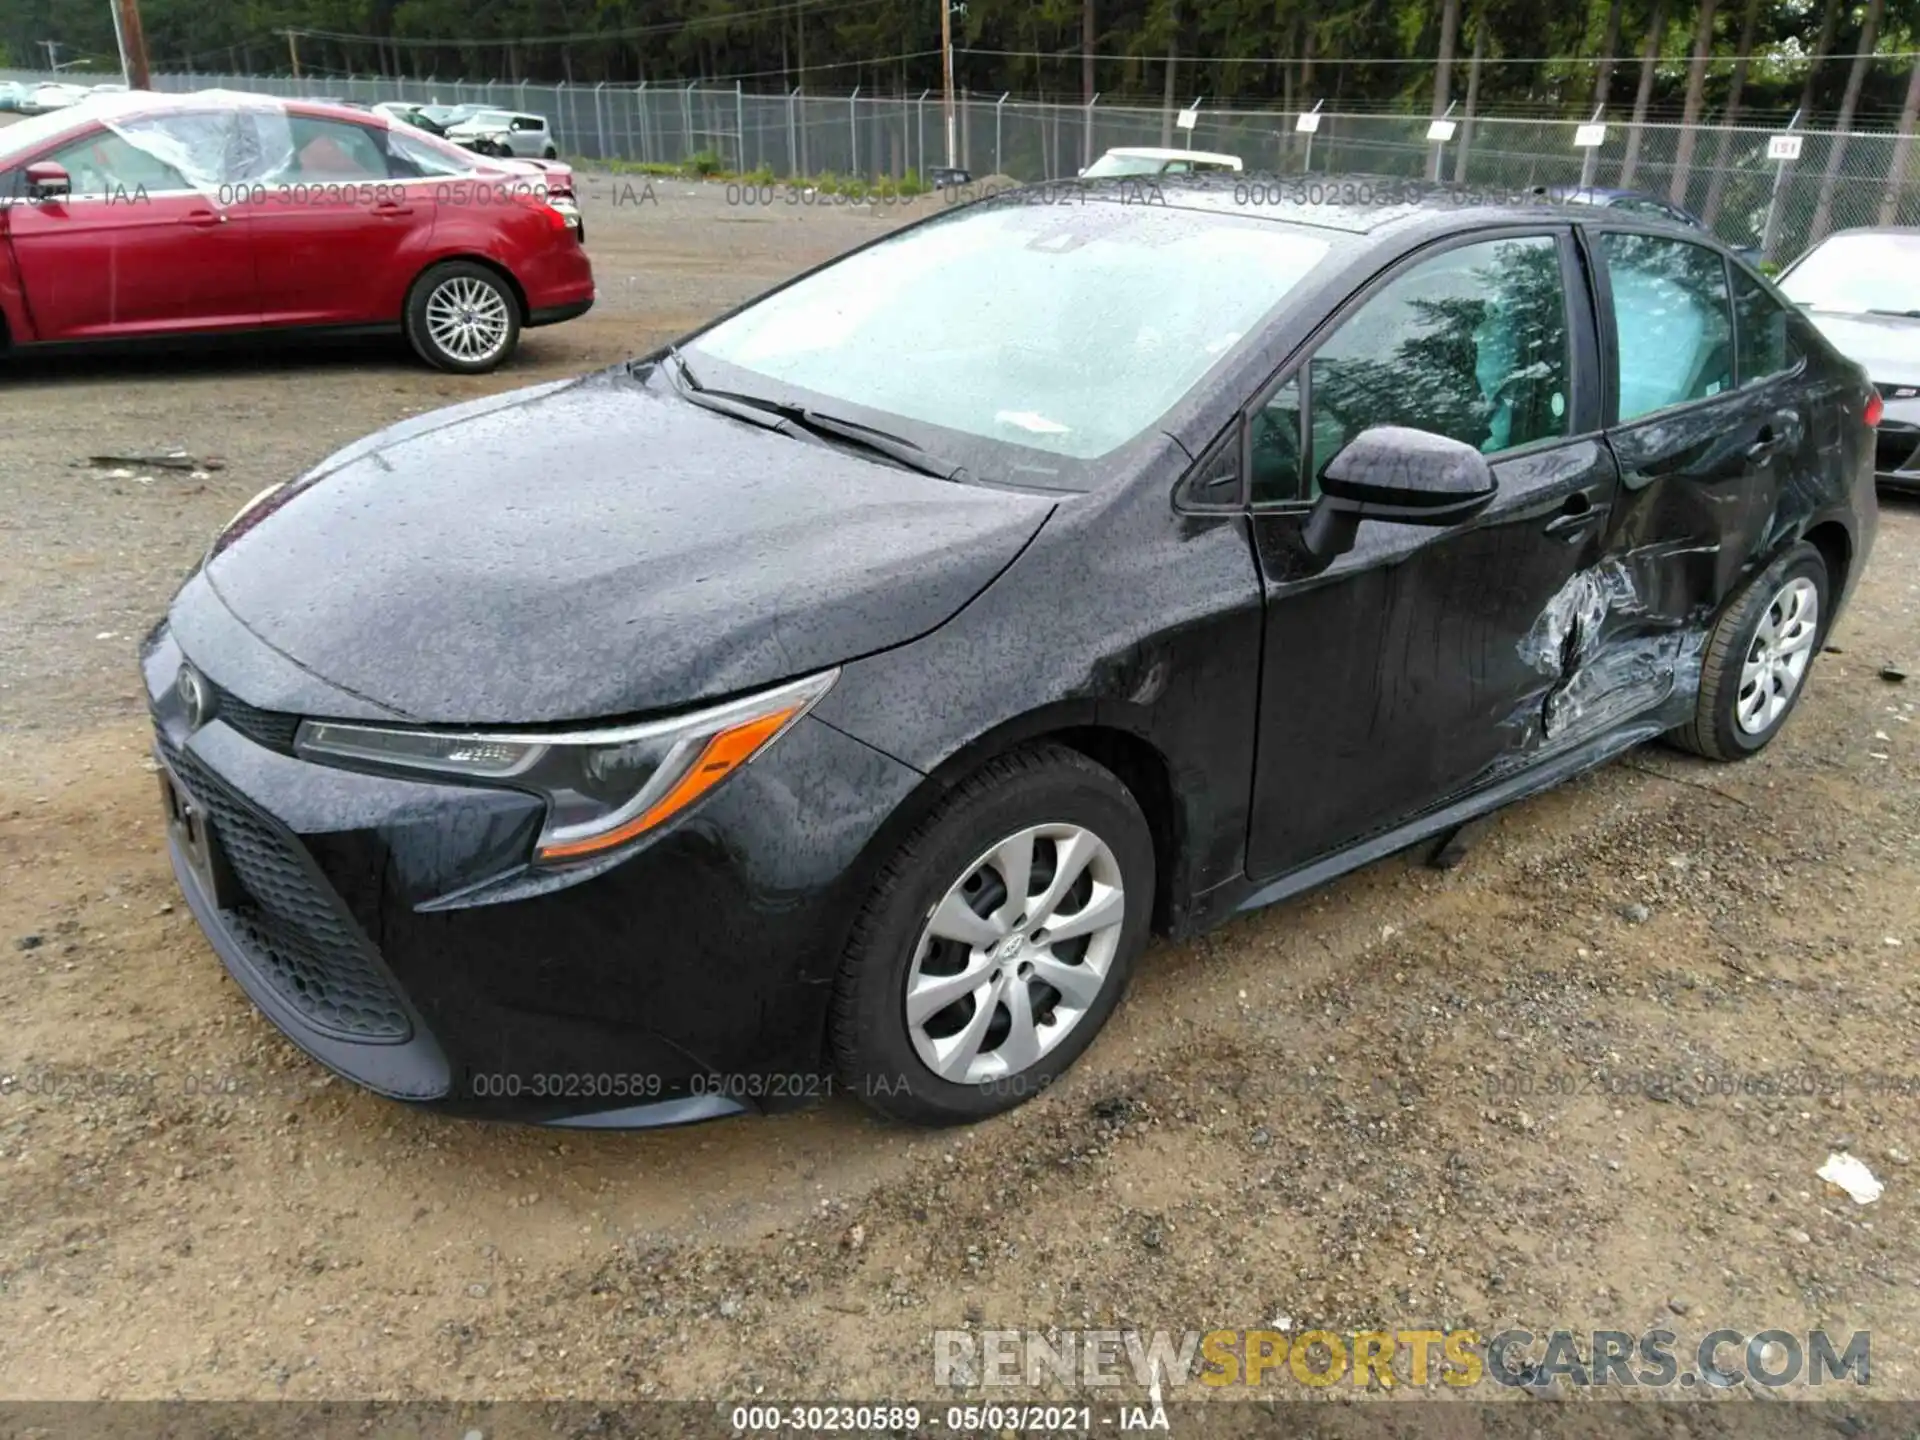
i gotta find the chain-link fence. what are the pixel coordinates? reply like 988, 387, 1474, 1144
8, 68, 1917, 261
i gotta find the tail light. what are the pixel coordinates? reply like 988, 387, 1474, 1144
510, 190, 572, 231
1864, 389, 1883, 428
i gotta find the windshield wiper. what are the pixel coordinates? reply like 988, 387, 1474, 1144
654, 346, 788, 431
656, 347, 963, 482
782, 407, 967, 482
1866, 308, 1920, 320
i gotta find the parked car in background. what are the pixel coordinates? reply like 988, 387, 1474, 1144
0, 90, 592, 371
445, 109, 558, 160
1779, 227, 1920, 493
17, 81, 88, 115
1081, 146, 1243, 177
1537, 184, 1761, 260
144, 178, 1875, 1131
0, 81, 27, 113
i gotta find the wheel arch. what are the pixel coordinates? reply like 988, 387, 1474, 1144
1801, 518, 1852, 613
840, 703, 1188, 942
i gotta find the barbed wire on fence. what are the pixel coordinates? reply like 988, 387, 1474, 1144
6, 67, 1915, 258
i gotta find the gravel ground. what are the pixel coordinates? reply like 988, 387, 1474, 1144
0, 178, 1917, 1414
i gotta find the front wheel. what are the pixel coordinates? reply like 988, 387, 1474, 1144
830, 745, 1155, 1126
1669, 541, 1829, 760
404, 261, 521, 374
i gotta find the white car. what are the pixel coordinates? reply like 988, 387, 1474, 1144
445, 110, 558, 161
1080, 146, 1243, 178
18, 82, 89, 115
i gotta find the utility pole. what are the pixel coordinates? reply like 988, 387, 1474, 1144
40, 39, 59, 69
941, 0, 957, 168
285, 29, 302, 78
115, 0, 151, 89
110, 0, 130, 84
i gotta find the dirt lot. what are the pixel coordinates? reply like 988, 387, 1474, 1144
0, 177, 1917, 1415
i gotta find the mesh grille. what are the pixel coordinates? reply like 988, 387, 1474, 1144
160, 734, 410, 1043
214, 689, 303, 753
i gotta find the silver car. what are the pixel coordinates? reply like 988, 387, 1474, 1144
444, 109, 557, 160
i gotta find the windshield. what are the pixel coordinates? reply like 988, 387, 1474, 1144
1780, 232, 1920, 315
687, 201, 1329, 462
463, 111, 514, 129
1082, 153, 1167, 178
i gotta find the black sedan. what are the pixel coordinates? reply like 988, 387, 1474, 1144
1777, 227, 1920, 492
146, 176, 1880, 1128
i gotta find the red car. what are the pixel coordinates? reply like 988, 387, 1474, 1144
0, 90, 593, 372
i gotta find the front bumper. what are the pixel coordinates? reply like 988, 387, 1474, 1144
144, 617, 922, 1126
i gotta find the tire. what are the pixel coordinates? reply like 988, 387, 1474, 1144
542, 145, 558, 160
830, 744, 1156, 1126
1668, 541, 1829, 761
403, 261, 521, 374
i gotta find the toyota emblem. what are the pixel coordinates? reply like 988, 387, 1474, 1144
177, 663, 212, 730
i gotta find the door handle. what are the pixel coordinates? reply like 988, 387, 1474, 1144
1543, 489, 1608, 541
370, 202, 416, 218
1744, 421, 1799, 461
181, 209, 226, 227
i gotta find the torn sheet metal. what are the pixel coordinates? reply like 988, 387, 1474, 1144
1512, 541, 1719, 748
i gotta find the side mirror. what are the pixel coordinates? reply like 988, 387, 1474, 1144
25, 160, 71, 201
1303, 425, 1498, 560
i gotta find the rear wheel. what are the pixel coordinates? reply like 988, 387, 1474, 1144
830, 745, 1154, 1126
404, 261, 521, 374
1669, 542, 1829, 760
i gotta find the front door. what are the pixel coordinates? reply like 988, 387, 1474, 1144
1243, 229, 1626, 880
5, 121, 257, 340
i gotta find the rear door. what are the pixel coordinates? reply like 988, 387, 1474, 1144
1242, 227, 1621, 878
1589, 228, 1814, 654
252, 113, 434, 327
4, 119, 258, 340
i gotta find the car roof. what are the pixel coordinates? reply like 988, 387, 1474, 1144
28, 87, 398, 127
1104, 146, 1238, 163
1034, 171, 1746, 248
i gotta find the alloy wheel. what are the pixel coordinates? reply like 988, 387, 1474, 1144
424, 276, 512, 365
1736, 575, 1819, 735
904, 823, 1127, 1084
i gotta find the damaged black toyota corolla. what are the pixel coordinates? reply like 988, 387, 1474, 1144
146, 178, 1880, 1128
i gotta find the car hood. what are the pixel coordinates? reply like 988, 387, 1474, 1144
1802, 309, 1920, 388
197, 367, 1056, 724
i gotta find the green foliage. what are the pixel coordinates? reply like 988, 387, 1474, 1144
6, 0, 1912, 129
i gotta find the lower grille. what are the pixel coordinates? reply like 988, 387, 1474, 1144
160, 734, 410, 1043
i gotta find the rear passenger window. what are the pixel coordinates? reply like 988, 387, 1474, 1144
1602, 233, 1734, 421
284, 117, 390, 180
1731, 267, 1798, 385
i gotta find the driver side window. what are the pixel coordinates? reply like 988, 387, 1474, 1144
46, 128, 191, 197
1248, 234, 1572, 503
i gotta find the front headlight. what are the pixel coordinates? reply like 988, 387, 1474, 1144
294, 669, 836, 863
